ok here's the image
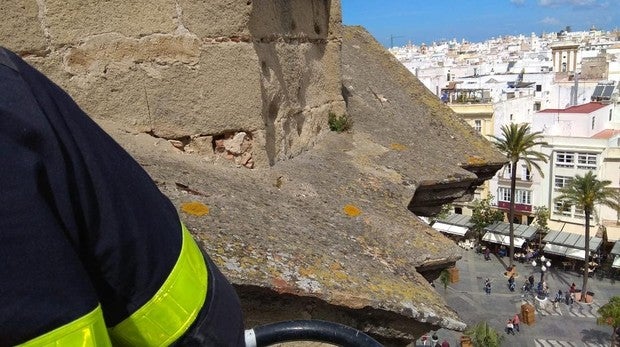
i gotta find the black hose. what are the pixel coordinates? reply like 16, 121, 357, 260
245, 319, 383, 347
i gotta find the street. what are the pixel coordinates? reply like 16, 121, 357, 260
418, 247, 617, 347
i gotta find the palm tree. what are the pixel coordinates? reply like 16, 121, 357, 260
464, 321, 504, 347
555, 171, 620, 301
597, 296, 620, 347
491, 123, 548, 268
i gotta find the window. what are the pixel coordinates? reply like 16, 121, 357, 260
554, 201, 571, 216
556, 152, 574, 167
574, 206, 584, 217
592, 117, 595, 130
515, 190, 531, 205
577, 153, 597, 169
573, 207, 595, 220
536, 84, 542, 92
509, 114, 513, 121
474, 120, 482, 133
554, 176, 572, 189
533, 102, 541, 111
610, 110, 613, 121
521, 166, 531, 181
498, 187, 511, 202
498, 188, 530, 205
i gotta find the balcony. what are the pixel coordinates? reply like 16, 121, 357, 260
498, 201, 532, 213
497, 177, 533, 188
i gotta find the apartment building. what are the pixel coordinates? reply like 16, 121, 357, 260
393, 28, 620, 239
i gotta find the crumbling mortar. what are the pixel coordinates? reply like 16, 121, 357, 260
173, 1, 191, 35
35, 0, 52, 54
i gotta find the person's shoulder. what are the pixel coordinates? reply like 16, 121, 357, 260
0, 47, 18, 71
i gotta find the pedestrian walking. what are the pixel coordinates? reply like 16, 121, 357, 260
565, 291, 574, 305
521, 280, 530, 292
505, 319, 515, 335
431, 332, 439, 345
569, 282, 576, 294
512, 314, 520, 332
508, 274, 515, 292
528, 274, 535, 287
484, 278, 491, 295
554, 290, 563, 308
441, 339, 450, 347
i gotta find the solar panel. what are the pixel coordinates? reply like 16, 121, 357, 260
602, 85, 615, 98
592, 85, 604, 98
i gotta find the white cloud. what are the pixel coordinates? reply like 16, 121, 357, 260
540, 16, 561, 24
538, 0, 599, 7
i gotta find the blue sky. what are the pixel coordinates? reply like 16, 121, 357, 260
341, 0, 620, 47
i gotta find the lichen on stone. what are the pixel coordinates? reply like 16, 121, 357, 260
180, 201, 210, 216
343, 204, 362, 217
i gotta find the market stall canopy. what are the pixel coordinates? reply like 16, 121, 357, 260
612, 241, 620, 256
547, 220, 595, 235
542, 243, 569, 257
482, 231, 525, 248
484, 222, 539, 240
542, 230, 602, 260
481, 222, 538, 247
432, 214, 472, 237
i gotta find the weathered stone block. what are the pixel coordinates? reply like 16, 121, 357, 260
45, 0, 177, 46
146, 42, 263, 138
178, 0, 252, 38
0, 0, 47, 54
254, 39, 343, 163
63, 33, 201, 76
249, 0, 331, 40
62, 68, 153, 132
327, 0, 342, 40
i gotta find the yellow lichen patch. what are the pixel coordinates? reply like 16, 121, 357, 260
390, 143, 407, 151
466, 155, 487, 166
343, 204, 362, 217
181, 201, 210, 216
329, 262, 343, 271
298, 266, 316, 278
331, 270, 350, 281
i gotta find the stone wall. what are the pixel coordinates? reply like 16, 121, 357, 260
581, 55, 608, 81
1, 0, 345, 168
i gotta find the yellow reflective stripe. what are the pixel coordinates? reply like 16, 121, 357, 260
109, 223, 208, 346
19, 305, 111, 347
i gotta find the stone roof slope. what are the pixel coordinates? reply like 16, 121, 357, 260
341, 26, 507, 216
96, 26, 506, 345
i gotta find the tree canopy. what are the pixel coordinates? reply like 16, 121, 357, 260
597, 296, 620, 346
465, 321, 504, 347
470, 196, 504, 241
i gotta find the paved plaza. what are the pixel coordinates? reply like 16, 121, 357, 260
417, 247, 618, 347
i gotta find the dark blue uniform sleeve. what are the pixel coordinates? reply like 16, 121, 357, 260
0, 47, 180, 343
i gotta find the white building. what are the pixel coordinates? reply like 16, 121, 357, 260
392, 28, 620, 240
489, 101, 620, 241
